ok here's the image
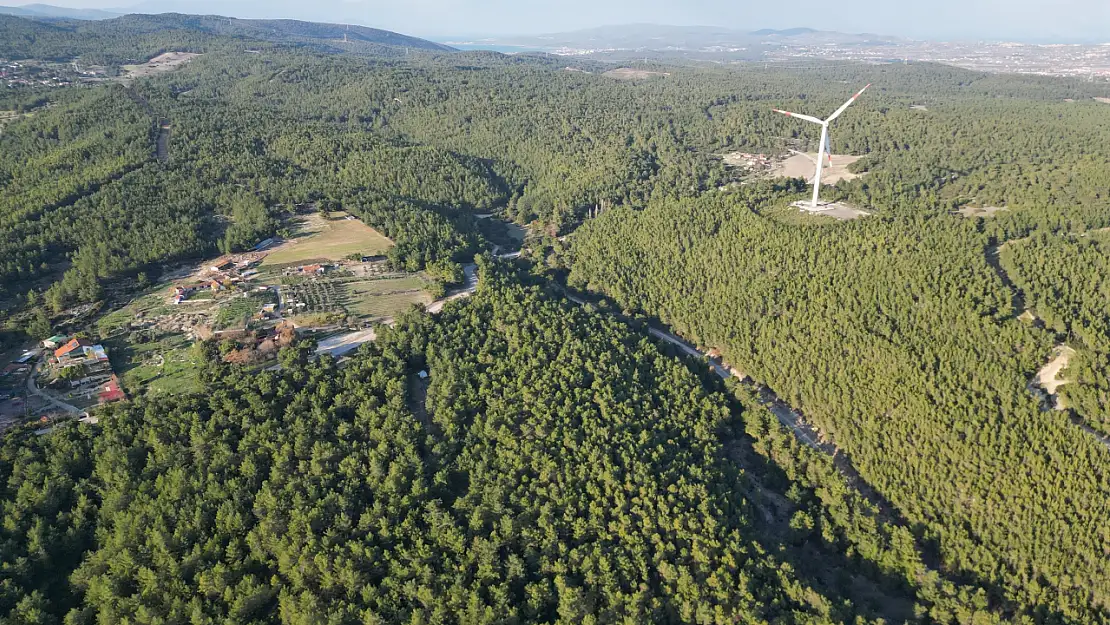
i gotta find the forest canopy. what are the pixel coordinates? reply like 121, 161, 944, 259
1, 13, 1109, 624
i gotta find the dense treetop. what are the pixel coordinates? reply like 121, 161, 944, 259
0, 273, 1018, 623
1001, 230, 1110, 434
566, 187, 1110, 623
1, 15, 1109, 623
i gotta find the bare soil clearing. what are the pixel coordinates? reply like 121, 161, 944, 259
315, 329, 377, 359
1095, 97, 1110, 104
771, 153, 862, 185
122, 52, 201, 79
603, 68, 670, 80
792, 200, 869, 221
262, 214, 392, 267
1036, 346, 1077, 408
958, 205, 1008, 218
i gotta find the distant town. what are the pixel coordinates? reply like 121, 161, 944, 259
763, 40, 1110, 80
456, 26, 1110, 80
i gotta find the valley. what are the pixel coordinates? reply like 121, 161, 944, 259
0, 9, 1109, 625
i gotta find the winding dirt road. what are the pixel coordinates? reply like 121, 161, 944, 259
26, 362, 82, 415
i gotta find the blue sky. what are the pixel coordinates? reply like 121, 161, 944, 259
36, 0, 1110, 41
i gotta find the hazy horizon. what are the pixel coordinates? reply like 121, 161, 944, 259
7, 0, 1110, 42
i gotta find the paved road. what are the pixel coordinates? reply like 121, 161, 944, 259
426, 263, 479, 314
26, 361, 82, 415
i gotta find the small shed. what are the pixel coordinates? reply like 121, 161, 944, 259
43, 335, 69, 349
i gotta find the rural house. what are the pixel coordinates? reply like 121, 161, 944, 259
98, 376, 126, 404
54, 338, 111, 373
42, 335, 69, 349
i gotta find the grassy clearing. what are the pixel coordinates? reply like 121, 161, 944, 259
97, 290, 176, 337
340, 277, 431, 319
108, 334, 202, 395
262, 215, 393, 267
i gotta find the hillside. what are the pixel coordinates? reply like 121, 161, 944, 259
2, 21, 1110, 623
0, 12, 451, 63
0, 3, 120, 20
0, 269, 1021, 623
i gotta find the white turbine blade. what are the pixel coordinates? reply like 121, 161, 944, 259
825, 83, 871, 123
772, 109, 825, 125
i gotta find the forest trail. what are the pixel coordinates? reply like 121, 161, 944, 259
985, 243, 1026, 317
1036, 346, 1076, 396
559, 289, 830, 452
122, 86, 168, 162
560, 284, 925, 556
1035, 346, 1077, 410
156, 122, 170, 162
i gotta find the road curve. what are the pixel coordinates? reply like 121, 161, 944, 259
26, 361, 82, 415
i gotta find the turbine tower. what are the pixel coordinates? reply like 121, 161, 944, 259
773, 84, 870, 210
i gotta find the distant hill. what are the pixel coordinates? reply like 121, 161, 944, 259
0, 12, 454, 62
750, 27, 817, 36
218, 17, 455, 52
0, 3, 120, 19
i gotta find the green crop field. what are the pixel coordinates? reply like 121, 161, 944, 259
262, 215, 393, 267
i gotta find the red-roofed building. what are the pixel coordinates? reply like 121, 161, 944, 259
54, 338, 112, 374
54, 338, 92, 361
98, 376, 126, 404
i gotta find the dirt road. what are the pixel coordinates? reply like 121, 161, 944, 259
26, 362, 82, 415
561, 291, 826, 450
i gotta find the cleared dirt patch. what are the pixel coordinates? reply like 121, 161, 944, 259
1036, 345, 1077, 408
315, 329, 377, 359
771, 153, 862, 185
958, 205, 1008, 218
1095, 97, 1110, 104
603, 68, 670, 80
122, 52, 201, 79
792, 200, 869, 221
262, 214, 392, 267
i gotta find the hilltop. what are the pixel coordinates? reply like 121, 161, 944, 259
0, 12, 453, 63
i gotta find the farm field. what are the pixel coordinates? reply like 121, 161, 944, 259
341, 277, 432, 320
281, 276, 432, 323
262, 214, 393, 267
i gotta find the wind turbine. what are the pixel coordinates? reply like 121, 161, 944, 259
773, 84, 870, 210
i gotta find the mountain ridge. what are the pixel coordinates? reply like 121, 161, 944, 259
0, 3, 121, 19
